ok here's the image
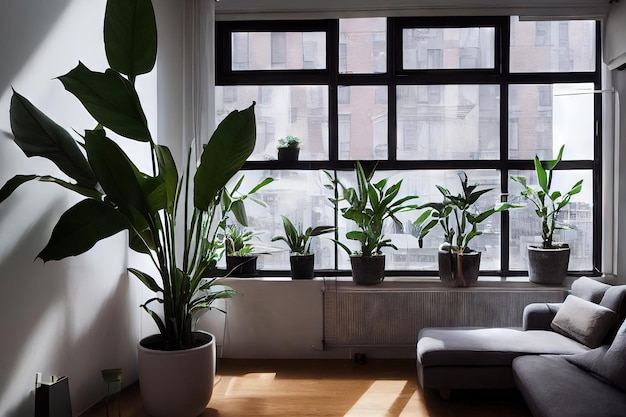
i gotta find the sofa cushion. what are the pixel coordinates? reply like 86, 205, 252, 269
571, 276, 611, 303
417, 327, 588, 367
566, 318, 626, 392
600, 285, 626, 342
513, 355, 626, 417
550, 295, 617, 348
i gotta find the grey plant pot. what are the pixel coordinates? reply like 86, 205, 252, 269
350, 255, 385, 285
138, 331, 216, 417
438, 249, 481, 287
527, 244, 570, 285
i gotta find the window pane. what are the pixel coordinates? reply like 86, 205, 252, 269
402, 27, 495, 70
222, 170, 336, 271
397, 85, 500, 160
339, 18, 387, 74
231, 32, 326, 70
338, 86, 388, 160
510, 17, 596, 73
508, 83, 594, 160
216, 86, 329, 161
509, 170, 593, 271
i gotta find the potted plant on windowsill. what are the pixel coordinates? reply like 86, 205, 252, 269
415, 172, 519, 287
511, 145, 583, 285
324, 161, 419, 285
271, 215, 335, 279
224, 224, 262, 276
0, 1, 256, 416
277, 135, 301, 161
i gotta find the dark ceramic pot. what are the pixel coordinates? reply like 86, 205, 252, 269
527, 244, 570, 285
350, 255, 385, 285
278, 147, 300, 161
289, 254, 315, 279
226, 255, 258, 277
438, 249, 481, 287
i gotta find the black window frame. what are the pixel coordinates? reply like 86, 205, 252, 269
215, 16, 602, 278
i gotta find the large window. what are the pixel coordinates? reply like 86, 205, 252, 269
216, 16, 601, 278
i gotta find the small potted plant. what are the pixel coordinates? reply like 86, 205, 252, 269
415, 172, 519, 287
511, 145, 583, 284
277, 135, 301, 161
223, 224, 262, 276
324, 161, 419, 285
271, 215, 335, 279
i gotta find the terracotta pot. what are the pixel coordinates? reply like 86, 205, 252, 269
527, 244, 570, 285
350, 255, 385, 285
138, 331, 215, 417
438, 250, 481, 287
290, 254, 315, 279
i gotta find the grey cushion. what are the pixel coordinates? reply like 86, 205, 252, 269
513, 355, 626, 417
550, 295, 617, 348
600, 285, 626, 342
571, 276, 611, 303
566, 318, 626, 392
417, 327, 588, 367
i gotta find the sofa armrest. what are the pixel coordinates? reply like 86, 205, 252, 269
523, 303, 562, 330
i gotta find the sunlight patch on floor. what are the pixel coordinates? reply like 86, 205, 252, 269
344, 380, 408, 417
224, 372, 277, 396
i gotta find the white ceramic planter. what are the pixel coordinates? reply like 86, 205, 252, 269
138, 331, 216, 417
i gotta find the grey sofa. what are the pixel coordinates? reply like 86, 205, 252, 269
416, 276, 626, 416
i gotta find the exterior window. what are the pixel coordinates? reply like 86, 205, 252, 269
216, 16, 600, 278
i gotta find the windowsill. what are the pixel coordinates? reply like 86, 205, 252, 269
216, 275, 577, 290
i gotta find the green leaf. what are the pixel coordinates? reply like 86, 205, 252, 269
534, 155, 548, 192
128, 268, 163, 293
58, 63, 151, 141
0, 175, 38, 204
84, 130, 150, 221
194, 103, 257, 211
155, 145, 178, 213
38, 199, 128, 261
104, 0, 157, 79
10, 91, 97, 187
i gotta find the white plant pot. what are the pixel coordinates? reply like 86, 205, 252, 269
138, 331, 216, 417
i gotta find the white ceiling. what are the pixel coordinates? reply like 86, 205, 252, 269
215, 0, 613, 20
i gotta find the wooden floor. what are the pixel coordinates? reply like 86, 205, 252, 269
80, 359, 531, 417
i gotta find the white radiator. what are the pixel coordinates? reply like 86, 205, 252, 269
322, 280, 566, 347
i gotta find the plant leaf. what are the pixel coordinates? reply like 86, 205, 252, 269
128, 268, 163, 293
38, 199, 127, 261
84, 129, 150, 221
194, 103, 257, 211
104, 0, 157, 79
58, 63, 151, 141
10, 91, 97, 187
0, 175, 38, 204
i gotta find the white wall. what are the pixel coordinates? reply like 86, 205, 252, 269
614, 69, 626, 276
0, 0, 163, 415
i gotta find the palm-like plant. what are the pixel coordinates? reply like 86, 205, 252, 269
511, 145, 583, 249
0, 0, 256, 350
324, 161, 419, 256
272, 215, 335, 255
415, 172, 519, 253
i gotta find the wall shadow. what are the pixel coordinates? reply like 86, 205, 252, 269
0, 0, 72, 94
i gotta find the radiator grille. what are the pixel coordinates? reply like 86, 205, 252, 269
323, 281, 566, 347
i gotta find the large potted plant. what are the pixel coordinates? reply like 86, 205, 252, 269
0, 1, 256, 416
415, 173, 518, 287
271, 215, 334, 279
324, 162, 419, 285
511, 145, 583, 285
